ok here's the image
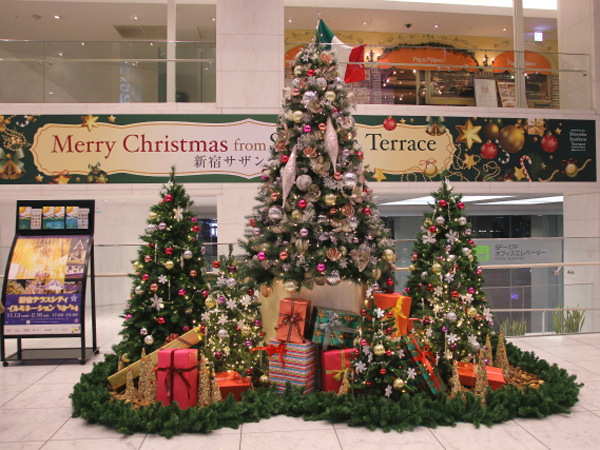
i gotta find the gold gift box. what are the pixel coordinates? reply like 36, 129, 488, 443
107, 327, 203, 390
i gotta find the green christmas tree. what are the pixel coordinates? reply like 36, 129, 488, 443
405, 179, 493, 365
201, 246, 267, 379
114, 167, 208, 359
239, 22, 396, 294
350, 290, 415, 399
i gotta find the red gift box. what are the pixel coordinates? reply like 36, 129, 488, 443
321, 348, 356, 393
157, 348, 198, 408
215, 371, 252, 401
373, 292, 412, 337
457, 362, 506, 391
275, 298, 312, 343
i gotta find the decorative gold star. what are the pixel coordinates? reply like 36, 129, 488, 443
463, 154, 476, 169
81, 114, 99, 132
372, 168, 387, 182
35, 174, 43, 182
555, 128, 561, 135
400, 119, 406, 124
455, 119, 482, 150
513, 166, 527, 181
108, 115, 116, 123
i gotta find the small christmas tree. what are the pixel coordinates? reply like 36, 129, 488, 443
138, 349, 157, 403
448, 360, 464, 402
197, 354, 211, 408
201, 246, 267, 379
125, 367, 137, 401
474, 349, 489, 405
495, 331, 510, 377
239, 21, 396, 294
484, 334, 493, 364
114, 167, 209, 359
405, 179, 493, 365
210, 368, 222, 403
350, 290, 414, 399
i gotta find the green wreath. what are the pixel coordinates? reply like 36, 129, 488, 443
70, 337, 581, 438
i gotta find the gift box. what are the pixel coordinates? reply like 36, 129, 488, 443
156, 348, 198, 408
268, 338, 316, 394
275, 298, 312, 343
399, 333, 445, 396
373, 292, 412, 337
457, 362, 506, 390
107, 326, 203, 390
215, 371, 252, 401
310, 307, 360, 350
407, 318, 420, 333
321, 348, 355, 393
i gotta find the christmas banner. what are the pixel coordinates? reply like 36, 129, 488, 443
3, 235, 91, 335
0, 114, 594, 184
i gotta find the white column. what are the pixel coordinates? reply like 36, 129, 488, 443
166, 0, 176, 103
216, 0, 284, 112
216, 184, 259, 254
512, 0, 527, 108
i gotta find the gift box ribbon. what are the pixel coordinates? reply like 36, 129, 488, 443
324, 349, 348, 382
157, 350, 195, 403
316, 311, 357, 350
251, 341, 288, 366
409, 334, 441, 391
275, 301, 305, 342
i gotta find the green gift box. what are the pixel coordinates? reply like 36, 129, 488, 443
399, 333, 445, 396
310, 307, 359, 350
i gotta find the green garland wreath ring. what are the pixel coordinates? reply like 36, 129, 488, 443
70, 340, 582, 438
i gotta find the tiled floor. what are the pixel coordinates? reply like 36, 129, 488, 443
1, 305, 600, 450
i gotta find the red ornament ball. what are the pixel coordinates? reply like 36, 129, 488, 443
481, 141, 498, 159
429, 225, 437, 234
281, 155, 289, 163
386, 277, 394, 286
178, 289, 186, 296
356, 151, 364, 160
427, 284, 434, 291
298, 199, 307, 209
363, 207, 371, 215
383, 116, 397, 131
202, 290, 208, 298
192, 225, 200, 232
157, 317, 165, 324
457, 202, 465, 210
365, 381, 371, 387
148, 243, 154, 249
191, 217, 197, 222
468, 239, 475, 247
247, 288, 254, 296
380, 368, 387, 375
246, 368, 253, 376
183, 325, 190, 332
190, 270, 197, 277
143, 274, 149, 281
229, 265, 237, 273
386, 348, 393, 356
165, 247, 173, 255
361, 309, 367, 316
213, 261, 220, 269
412, 252, 418, 262
541, 133, 559, 153
250, 219, 256, 227
451, 290, 459, 298
439, 199, 447, 207
165, 194, 173, 202
387, 310, 394, 318
354, 348, 360, 355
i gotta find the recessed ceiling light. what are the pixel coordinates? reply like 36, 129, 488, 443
149, 42, 153, 46
212, 17, 215, 21
59, 52, 63, 56
288, 18, 292, 22
503, 27, 507, 31
363, 21, 367, 25
434, 24, 439, 28
54, 15, 60, 19
133, 16, 138, 20
81, 42, 85, 46
48, 92, 54, 95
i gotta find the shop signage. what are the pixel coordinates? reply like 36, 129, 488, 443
474, 238, 563, 266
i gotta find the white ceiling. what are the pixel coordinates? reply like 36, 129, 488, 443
0, 1, 557, 42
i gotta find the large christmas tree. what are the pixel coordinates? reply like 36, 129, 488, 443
240, 21, 396, 293
201, 247, 268, 379
405, 179, 493, 364
115, 167, 208, 359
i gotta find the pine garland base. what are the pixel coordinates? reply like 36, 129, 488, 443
70, 341, 582, 437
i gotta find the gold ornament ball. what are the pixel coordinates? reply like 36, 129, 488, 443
424, 162, 438, 178
339, 246, 348, 257
121, 353, 130, 364
324, 91, 336, 102
432, 262, 442, 273
498, 124, 525, 154
565, 163, 578, 177
481, 121, 500, 141
468, 254, 474, 262
279, 251, 289, 261
241, 325, 252, 336
409, 264, 416, 272
372, 267, 382, 280
205, 296, 217, 308
284, 279, 299, 294
393, 378, 406, 390
259, 374, 270, 386
190, 269, 197, 277
292, 111, 304, 123
467, 307, 477, 318
133, 261, 140, 271
164, 260, 175, 270
373, 344, 386, 356
149, 212, 158, 221
323, 193, 337, 206
261, 285, 273, 297
382, 249, 395, 262
291, 209, 303, 221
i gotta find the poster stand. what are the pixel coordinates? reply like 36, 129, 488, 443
1, 200, 98, 365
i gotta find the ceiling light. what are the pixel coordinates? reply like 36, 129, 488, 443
363, 21, 368, 25
503, 27, 507, 31
81, 42, 85, 46
59, 52, 63, 56
434, 24, 439, 28
475, 196, 563, 206
54, 15, 60, 19
212, 17, 215, 21
133, 16, 138, 20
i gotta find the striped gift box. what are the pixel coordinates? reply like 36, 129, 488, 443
268, 338, 316, 394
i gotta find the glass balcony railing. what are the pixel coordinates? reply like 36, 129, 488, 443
286, 44, 591, 110
0, 40, 216, 103
1, 237, 599, 337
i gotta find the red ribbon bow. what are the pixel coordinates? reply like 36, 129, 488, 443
251, 341, 288, 366
562, 158, 577, 166
409, 334, 441, 390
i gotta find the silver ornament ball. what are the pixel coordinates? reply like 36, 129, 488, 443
435, 216, 445, 226
458, 217, 468, 226
296, 174, 312, 191
183, 250, 193, 259
342, 172, 358, 190
144, 335, 154, 345
268, 206, 283, 221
